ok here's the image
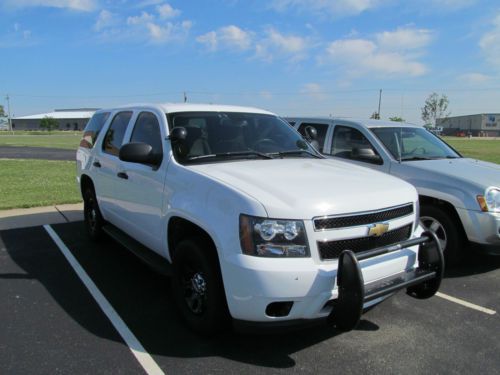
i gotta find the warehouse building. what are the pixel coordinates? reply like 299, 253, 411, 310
437, 114, 500, 137
11, 108, 98, 131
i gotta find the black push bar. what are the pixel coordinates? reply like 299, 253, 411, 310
329, 231, 445, 332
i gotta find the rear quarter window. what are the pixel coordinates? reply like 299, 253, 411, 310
80, 112, 111, 149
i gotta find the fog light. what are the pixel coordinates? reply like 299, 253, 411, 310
265, 301, 294, 317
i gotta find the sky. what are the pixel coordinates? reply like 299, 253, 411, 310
1, 0, 500, 124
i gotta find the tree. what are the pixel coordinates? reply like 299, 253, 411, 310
389, 116, 404, 122
370, 111, 380, 119
0, 104, 5, 117
421, 93, 450, 127
40, 116, 59, 131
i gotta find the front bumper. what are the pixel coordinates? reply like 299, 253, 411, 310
221, 232, 443, 330
457, 208, 500, 248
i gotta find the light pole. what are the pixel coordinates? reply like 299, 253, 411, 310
5, 94, 13, 133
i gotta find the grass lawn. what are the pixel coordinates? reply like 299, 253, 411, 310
0, 159, 81, 210
0, 131, 81, 150
442, 137, 500, 164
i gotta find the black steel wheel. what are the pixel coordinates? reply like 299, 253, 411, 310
172, 239, 229, 336
83, 185, 105, 241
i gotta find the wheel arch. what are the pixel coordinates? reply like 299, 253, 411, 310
80, 174, 94, 195
419, 195, 468, 240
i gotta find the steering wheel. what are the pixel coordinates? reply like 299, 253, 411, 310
253, 138, 278, 151
409, 146, 426, 155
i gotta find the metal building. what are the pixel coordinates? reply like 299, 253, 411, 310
437, 114, 500, 137
11, 108, 98, 131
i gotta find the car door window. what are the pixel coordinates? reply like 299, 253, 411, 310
102, 111, 133, 156
331, 125, 382, 164
80, 112, 110, 148
297, 123, 328, 152
130, 112, 163, 158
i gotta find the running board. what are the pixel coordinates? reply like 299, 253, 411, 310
102, 224, 172, 276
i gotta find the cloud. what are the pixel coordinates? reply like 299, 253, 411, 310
156, 3, 180, 19
322, 26, 433, 78
427, 0, 476, 10
479, 13, 500, 68
255, 28, 309, 62
270, 0, 386, 17
94, 6, 192, 44
300, 83, 326, 100
197, 25, 253, 51
3, 0, 97, 11
459, 72, 492, 84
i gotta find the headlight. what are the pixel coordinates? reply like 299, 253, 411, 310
477, 187, 500, 213
239, 214, 310, 257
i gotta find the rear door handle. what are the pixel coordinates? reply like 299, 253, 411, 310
93, 161, 101, 168
117, 172, 128, 180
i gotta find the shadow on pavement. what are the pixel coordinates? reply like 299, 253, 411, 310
0, 222, 380, 370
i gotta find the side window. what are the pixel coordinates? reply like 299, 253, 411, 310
130, 112, 163, 157
297, 122, 329, 152
80, 112, 110, 149
102, 111, 133, 156
331, 125, 382, 164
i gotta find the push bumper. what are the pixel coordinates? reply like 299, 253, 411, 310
330, 231, 444, 331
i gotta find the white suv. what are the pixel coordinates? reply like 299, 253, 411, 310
77, 103, 443, 335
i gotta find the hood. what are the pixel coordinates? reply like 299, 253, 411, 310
189, 158, 417, 219
398, 158, 500, 190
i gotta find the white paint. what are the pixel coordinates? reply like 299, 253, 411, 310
44, 225, 165, 375
436, 292, 496, 315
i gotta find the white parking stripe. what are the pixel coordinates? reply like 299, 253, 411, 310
44, 225, 165, 375
436, 292, 496, 315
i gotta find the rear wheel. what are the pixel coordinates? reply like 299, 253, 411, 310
420, 204, 464, 265
83, 185, 105, 241
171, 239, 229, 336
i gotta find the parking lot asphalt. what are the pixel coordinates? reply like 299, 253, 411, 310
1, 222, 499, 374
0, 146, 75, 160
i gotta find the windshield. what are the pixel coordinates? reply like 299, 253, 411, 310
371, 127, 460, 161
166, 111, 320, 164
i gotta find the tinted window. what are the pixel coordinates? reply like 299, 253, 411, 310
297, 123, 328, 152
331, 125, 382, 164
80, 112, 110, 149
130, 112, 163, 157
102, 111, 132, 156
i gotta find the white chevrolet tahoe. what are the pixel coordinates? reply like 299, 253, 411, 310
287, 117, 500, 264
77, 103, 443, 335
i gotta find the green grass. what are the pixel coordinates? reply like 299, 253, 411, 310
0, 132, 82, 150
0, 159, 81, 210
442, 137, 500, 164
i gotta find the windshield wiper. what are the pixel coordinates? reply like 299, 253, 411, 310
187, 151, 274, 161
401, 156, 436, 161
269, 149, 322, 159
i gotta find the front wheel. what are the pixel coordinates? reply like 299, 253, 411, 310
420, 204, 464, 265
171, 239, 229, 336
83, 185, 105, 241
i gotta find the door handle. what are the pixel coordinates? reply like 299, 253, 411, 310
117, 172, 128, 180
93, 161, 101, 168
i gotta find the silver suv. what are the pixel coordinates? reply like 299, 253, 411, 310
287, 117, 500, 264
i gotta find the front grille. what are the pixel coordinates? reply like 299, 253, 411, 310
317, 224, 413, 260
314, 204, 413, 230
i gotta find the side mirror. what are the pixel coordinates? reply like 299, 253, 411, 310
304, 126, 318, 140
169, 127, 187, 143
351, 147, 383, 165
119, 142, 161, 166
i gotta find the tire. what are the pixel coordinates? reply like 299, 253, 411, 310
171, 239, 229, 336
420, 204, 464, 265
83, 185, 105, 241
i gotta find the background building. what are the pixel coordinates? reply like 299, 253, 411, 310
437, 114, 500, 137
11, 108, 98, 131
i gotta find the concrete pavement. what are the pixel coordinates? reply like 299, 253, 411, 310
0, 203, 83, 230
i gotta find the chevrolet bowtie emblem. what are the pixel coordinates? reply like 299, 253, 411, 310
367, 223, 389, 237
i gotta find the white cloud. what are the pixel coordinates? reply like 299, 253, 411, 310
459, 73, 492, 84
324, 37, 427, 77
255, 28, 309, 62
197, 25, 252, 51
428, 0, 476, 10
260, 91, 273, 100
127, 11, 154, 25
479, 13, 500, 67
270, 0, 385, 17
375, 27, 433, 51
301, 83, 326, 100
94, 10, 116, 31
4, 0, 97, 11
157, 3, 180, 19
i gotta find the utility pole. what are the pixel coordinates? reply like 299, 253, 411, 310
183, 91, 187, 103
5, 94, 12, 132
377, 89, 382, 119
